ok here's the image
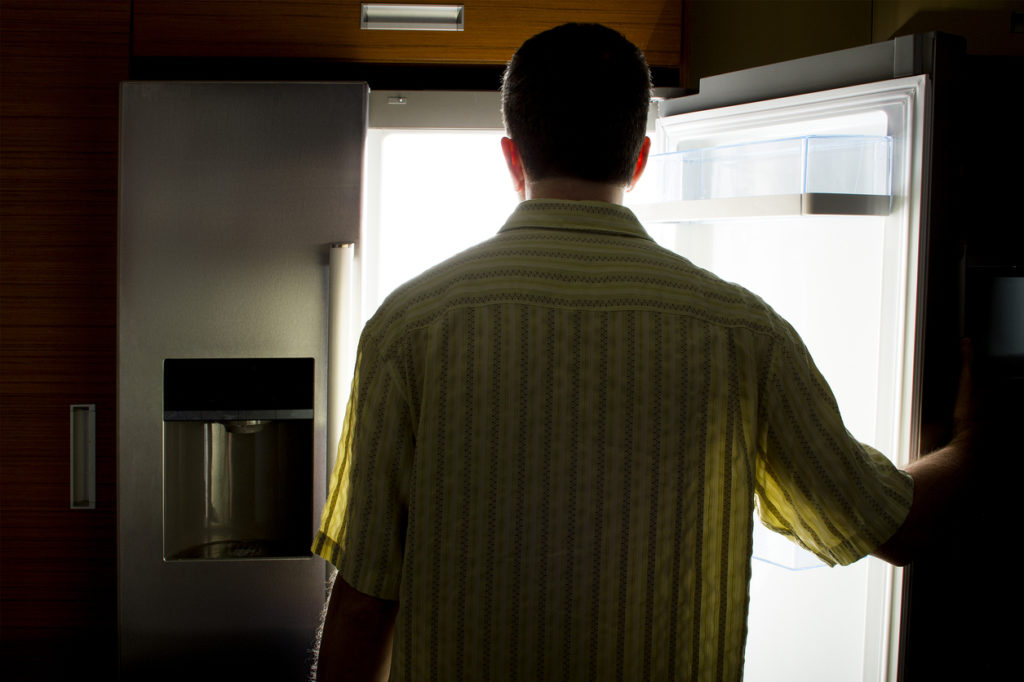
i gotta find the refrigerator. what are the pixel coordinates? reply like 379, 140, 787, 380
113, 32, 1007, 680
625, 32, 969, 682
117, 82, 366, 679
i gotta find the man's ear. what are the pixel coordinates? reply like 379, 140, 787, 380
628, 136, 651, 191
501, 136, 526, 194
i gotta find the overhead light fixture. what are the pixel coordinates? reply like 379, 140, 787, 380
361, 4, 464, 31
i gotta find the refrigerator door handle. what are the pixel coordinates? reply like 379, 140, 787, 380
328, 243, 358, 479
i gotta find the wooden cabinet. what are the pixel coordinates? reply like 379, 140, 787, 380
0, 1, 129, 676
132, 0, 682, 68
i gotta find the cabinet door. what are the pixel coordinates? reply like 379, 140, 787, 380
0, 2, 129, 676
132, 0, 681, 67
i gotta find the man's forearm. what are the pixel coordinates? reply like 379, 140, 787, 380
872, 435, 972, 566
316, 572, 398, 681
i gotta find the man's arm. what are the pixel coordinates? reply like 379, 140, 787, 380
871, 436, 971, 566
316, 572, 398, 682
873, 339, 977, 566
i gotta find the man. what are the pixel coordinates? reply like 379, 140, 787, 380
313, 23, 973, 681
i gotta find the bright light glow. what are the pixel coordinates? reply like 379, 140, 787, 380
365, 101, 909, 681
365, 130, 517, 319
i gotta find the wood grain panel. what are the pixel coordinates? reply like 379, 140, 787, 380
0, 1, 129, 676
132, 0, 682, 67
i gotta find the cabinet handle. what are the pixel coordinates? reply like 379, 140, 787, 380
70, 404, 96, 509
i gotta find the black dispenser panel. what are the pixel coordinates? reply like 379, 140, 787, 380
164, 357, 314, 421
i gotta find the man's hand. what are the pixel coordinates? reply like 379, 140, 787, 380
950, 337, 977, 451
872, 338, 977, 566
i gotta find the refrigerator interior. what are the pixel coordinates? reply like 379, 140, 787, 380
361, 127, 516, 321
362, 78, 926, 681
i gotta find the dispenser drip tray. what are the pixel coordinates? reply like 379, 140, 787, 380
168, 538, 305, 560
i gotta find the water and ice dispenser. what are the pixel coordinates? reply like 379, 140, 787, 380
162, 358, 313, 560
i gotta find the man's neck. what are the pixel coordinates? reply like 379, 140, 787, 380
523, 177, 625, 204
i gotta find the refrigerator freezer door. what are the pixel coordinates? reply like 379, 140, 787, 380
637, 75, 930, 682
118, 82, 367, 677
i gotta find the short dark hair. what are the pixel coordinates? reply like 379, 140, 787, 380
501, 23, 652, 185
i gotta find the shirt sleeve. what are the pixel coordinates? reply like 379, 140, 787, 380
312, 331, 413, 599
755, 319, 914, 567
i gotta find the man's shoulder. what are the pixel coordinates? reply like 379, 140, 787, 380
364, 225, 791, 349
361, 236, 503, 339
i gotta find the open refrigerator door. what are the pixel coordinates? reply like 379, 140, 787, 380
627, 74, 930, 682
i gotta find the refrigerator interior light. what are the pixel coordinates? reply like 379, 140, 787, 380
361, 4, 464, 31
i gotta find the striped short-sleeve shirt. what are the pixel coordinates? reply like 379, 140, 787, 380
313, 199, 913, 681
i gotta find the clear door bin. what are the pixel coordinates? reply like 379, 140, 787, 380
752, 521, 825, 570
632, 135, 892, 217
803, 135, 892, 195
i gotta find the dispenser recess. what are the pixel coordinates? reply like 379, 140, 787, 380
163, 357, 313, 560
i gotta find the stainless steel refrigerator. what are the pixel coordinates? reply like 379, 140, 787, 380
117, 81, 366, 678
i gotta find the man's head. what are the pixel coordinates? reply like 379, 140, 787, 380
501, 23, 652, 186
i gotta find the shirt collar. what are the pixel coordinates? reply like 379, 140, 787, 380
499, 199, 653, 241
